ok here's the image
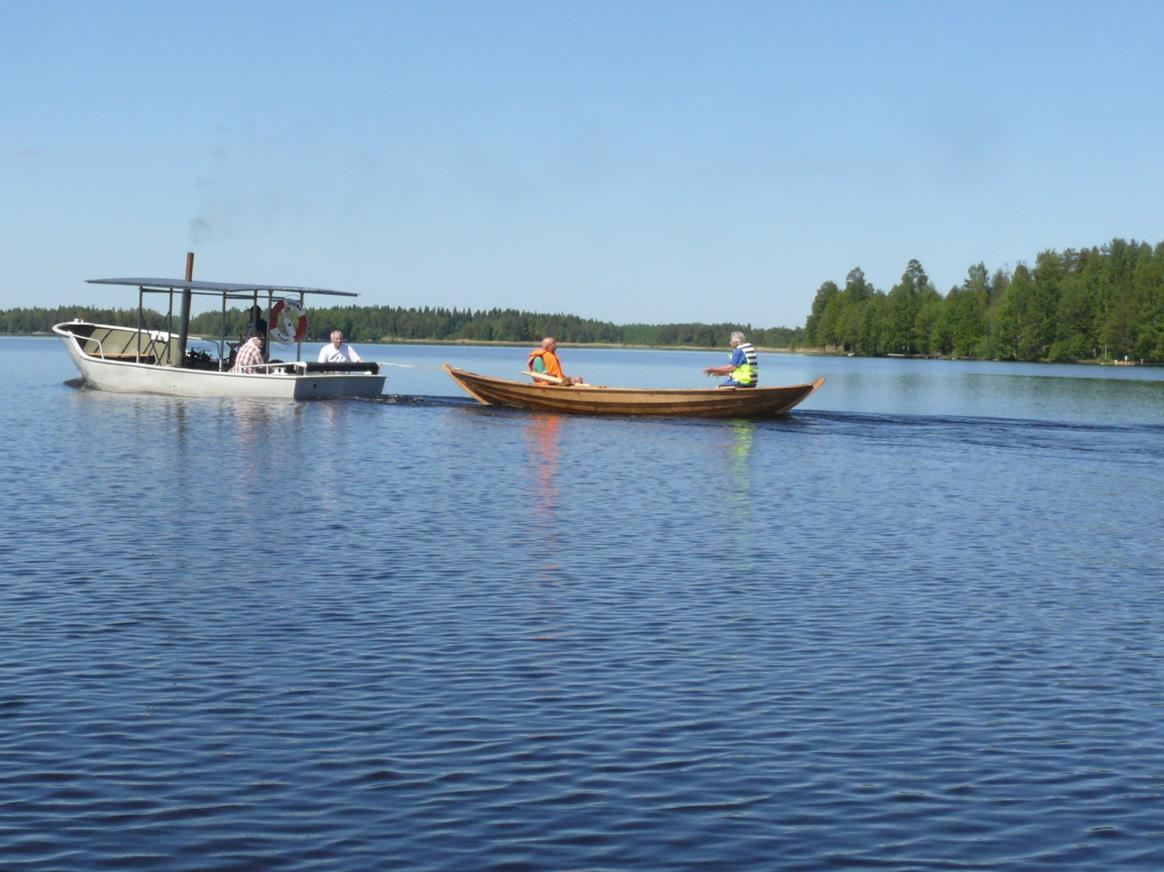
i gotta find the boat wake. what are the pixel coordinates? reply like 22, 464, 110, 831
359, 394, 478, 409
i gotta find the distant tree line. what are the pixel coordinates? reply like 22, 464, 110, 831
291, 306, 802, 348
0, 305, 175, 335
7, 237, 1160, 360
0, 303, 802, 349
805, 238, 1164, 361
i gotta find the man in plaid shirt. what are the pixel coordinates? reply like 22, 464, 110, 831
232, 335, 266, 374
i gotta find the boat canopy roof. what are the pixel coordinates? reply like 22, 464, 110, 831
87, 278, 359, 298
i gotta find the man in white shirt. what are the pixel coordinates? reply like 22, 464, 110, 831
318, 330, 362, 364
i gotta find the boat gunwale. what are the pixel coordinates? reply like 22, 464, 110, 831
444, 365, 822, 398
54, 322, 383, 381
443, 364, 824, 417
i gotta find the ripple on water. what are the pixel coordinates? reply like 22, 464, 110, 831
2, 347, 1164, 868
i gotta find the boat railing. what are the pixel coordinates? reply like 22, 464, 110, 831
229, 361, 314, 375
68, 324, 174, 365
81, 328, 144, 362
78, 331, 108, 360
276, 360, 381, 375
253, 361, 298, 374
231, 360, 381, 376
143, 331, 177, 366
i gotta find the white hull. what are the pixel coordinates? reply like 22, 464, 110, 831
55, 322, 385, 400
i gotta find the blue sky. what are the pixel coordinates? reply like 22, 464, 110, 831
2, 0, 1162, 327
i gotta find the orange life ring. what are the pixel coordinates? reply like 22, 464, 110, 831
270, 299, 308, 343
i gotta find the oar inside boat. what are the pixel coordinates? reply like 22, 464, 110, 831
520, 370, 565, 384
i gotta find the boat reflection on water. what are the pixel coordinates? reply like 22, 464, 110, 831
727, 420, 756, 553
234, 402, 278, 506
223, 399, 307, 502
522, 413, 567, 643
728, 419, 754, 481
314, 401, 345, 513
524, 413, 562, 534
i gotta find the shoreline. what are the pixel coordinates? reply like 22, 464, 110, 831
370, 337, 801, 354
791, 346, 1159, 367
7, 331, 1155, 365
4, 331, 796, 354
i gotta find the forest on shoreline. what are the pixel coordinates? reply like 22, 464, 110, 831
805, 238, 1164, 362
4, 237, 1161, 361
0, 304, 803, 350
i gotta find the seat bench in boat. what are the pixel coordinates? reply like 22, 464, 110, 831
99, 352, 159, 364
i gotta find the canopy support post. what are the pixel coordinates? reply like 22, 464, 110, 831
136, 287, 143, 362
297, 291, 305, 363
175, 251, 194, 367
166, 289, 174, 363
220, 292, 227, 370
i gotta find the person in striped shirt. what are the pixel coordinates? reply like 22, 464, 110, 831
232, 334, 266, 374
703, 331, 758, 387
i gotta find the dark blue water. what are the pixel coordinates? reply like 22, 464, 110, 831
3, 337, 1164, 869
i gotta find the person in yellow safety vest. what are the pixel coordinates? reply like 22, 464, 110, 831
703, 331, 758, 387
528, 337, 584, 385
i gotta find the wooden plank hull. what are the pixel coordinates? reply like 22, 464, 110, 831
443, 365, 824, 418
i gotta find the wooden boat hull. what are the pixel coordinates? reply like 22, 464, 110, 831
444, 365, 823, 418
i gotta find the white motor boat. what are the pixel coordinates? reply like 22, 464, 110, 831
54, 271, 386, 400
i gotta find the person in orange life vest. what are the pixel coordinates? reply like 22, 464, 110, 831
528, 336, 584, 385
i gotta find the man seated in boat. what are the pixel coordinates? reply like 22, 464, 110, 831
232, 333, 266, 374
243, 304, 267, 341
703, 331, 758, 387
318, 330, 363, 364
528, 336, 583, 385
241, 304, 269, 361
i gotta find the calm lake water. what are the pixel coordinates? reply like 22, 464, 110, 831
3, 336, 1164, 870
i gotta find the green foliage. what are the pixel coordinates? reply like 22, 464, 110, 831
11, 236, 1162, 362
804, 281, 839, 347
795, 238, 1164, 362
1, 303, 805, 349
0, 305, 170, 334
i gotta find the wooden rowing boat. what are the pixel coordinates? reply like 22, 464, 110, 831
443, 364, 824, 418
